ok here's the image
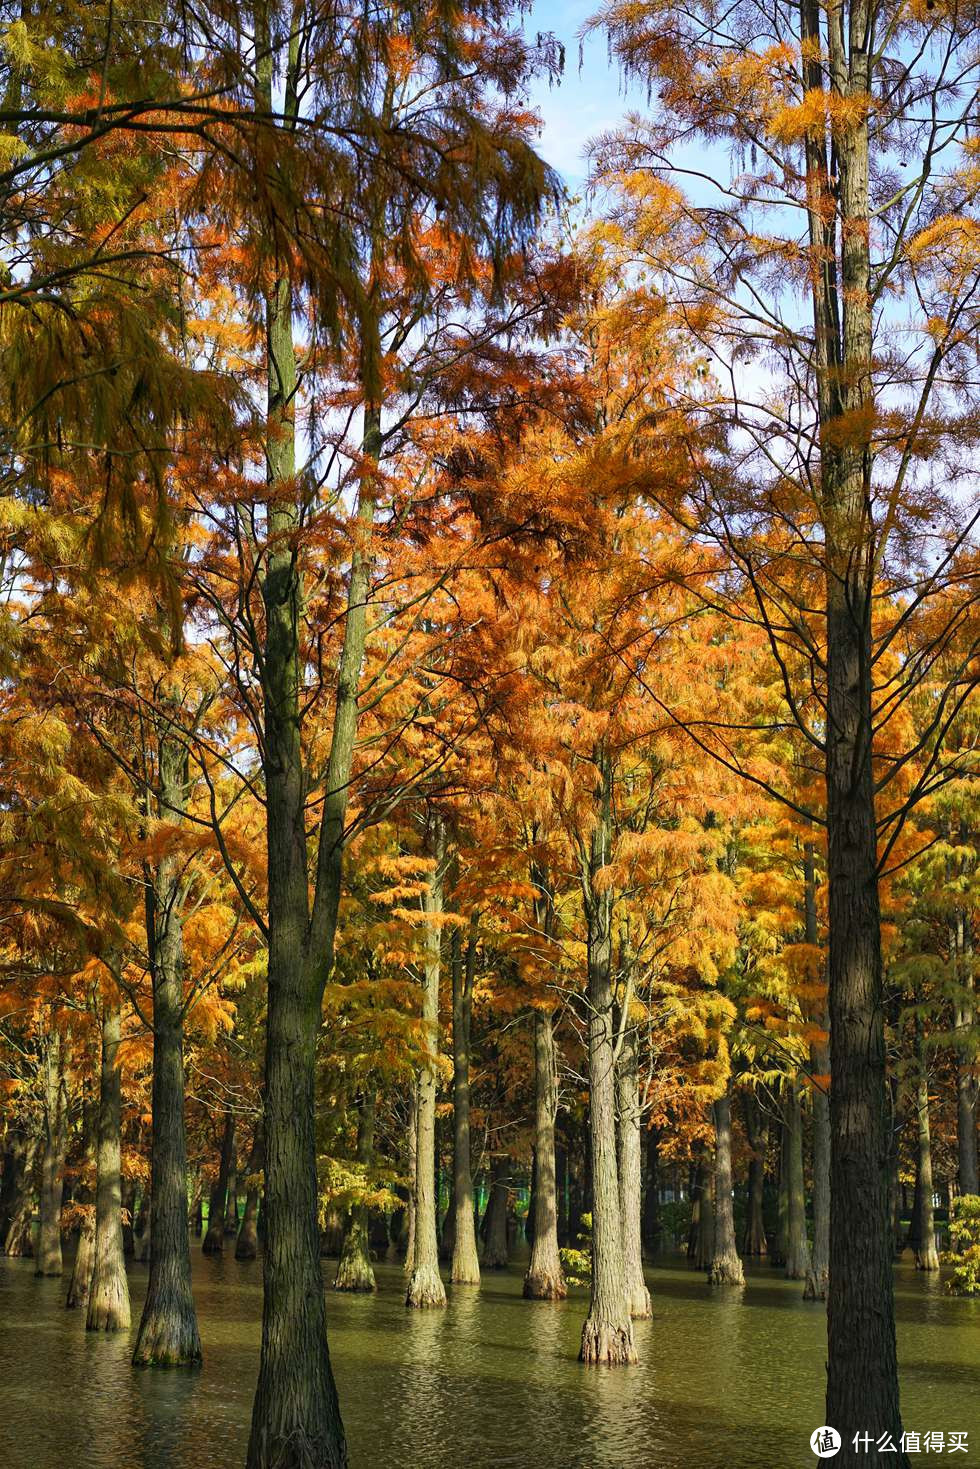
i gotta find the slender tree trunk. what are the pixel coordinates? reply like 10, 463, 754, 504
132, 775, 202, 1366
616, 1028, 651, 1314
642, 1128, 662, 1256
524, 1008, 566, 1299
88, 988, 131, 1331
335, 1095, 377, 1292
203, 1112, 236, 1254
580, 748, 636, 1365
236, 1124, 264, 1261
66, 1105, 96, 1309
406, 816, 447, 1309
451, 915, 480, 1285
36, 1025, 68, 1277
741, 1095, 768, 1256
402, 1088, 417, 1270
912, 1024, 939, 1271
3, 1133, 37, 1258
694, 1163, 714, 1271
802, 843, 830, 1300
954, 912, 978, 1195
783, 1082, 811, 1280
709, 1088, 744, 1286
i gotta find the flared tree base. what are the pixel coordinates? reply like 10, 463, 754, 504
66, 1228, 95, 1308
627, 1282, 653, 1316
708, 1253, 745, 1287
333, 1251, 376, 1293
235, 1222, 258, 1260
915, 1245, 940, 1271
451, 1259, 481, 1286
523, 1266, 567, 1300
405, 1262, 447, 1308
132, 1299, 202, 1367
201, 1227, 224, 1255
87, 1271, 131, 1331
579, 1316, 637, 1365
803, 1264, 828, 1300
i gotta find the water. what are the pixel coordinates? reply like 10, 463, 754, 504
0, 1250, 977, 1468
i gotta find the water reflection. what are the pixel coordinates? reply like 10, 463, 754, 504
0, 1250, 976, 1469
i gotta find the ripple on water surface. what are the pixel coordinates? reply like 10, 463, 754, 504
0, 1252, 977, 1469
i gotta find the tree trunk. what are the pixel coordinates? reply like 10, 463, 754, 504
132, 783, 202, 1366
954, 911, 978, 1195
88, 988, 131, 1331
406, 815, 447, 1309
616, 1027, 651, 1314
36, 1025, 69, 1277
236, 1123, 264, 1261
481, 1155, 510, 1270
783, 1082, 811, 1280
708, 1088, 744, 1286
3, 1134, 37, 1257
642, 1128, 663, 1256
805, 1063, 831, 1300
334, 1095, 377, 1292
524, 1008, 566, 1299
66, 1105, 96, 1309
579, 748, 636, 1365
203, 1111, 236, 1254
911, 1025, 939, 1271
451, 915, 481, 1285
740, 1094, 768, 1256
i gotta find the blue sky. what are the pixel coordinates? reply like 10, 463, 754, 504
523, 0, 641, 186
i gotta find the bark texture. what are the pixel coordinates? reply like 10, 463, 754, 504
334, 1095, 377, 1293
524, 1008, 566, 1300
708, 1089, 744, 1286
203, 1111, 236, 1254
36, 1025, 69, 1277
616, 1028, 651, 1315
450, 916, 481, 1285
88, 990, 131, 1332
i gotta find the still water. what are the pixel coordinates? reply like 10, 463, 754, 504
0, 1250, 977, 1469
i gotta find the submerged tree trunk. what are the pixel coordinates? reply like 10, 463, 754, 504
708, 1088, 744, 1286
236, 1123, 264, 1261
88, 988, 131, 1332
66, 1107, 96, 1309
3, 1133, 37, 1258
953, 911, 978, 1196
481, 1155, 510, 1270
203, 1111, 236, 1254
616, 1027, 651, 1315
36, 1025, 69, 1278
579, 748, 636, 1366
451, 915, 481, 1285
335, 1095, 377, 1292
132, 770, 202, 1366
406, 816, 447, 1310
741, 1093, 768, 1256
783, 1082, 811, 1281
524, 1008, 566, 1300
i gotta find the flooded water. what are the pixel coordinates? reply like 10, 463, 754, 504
0, 1249, 977, 1468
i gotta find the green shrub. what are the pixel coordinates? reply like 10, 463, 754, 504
559, 1213, 592, 1285
942, 1195, 980, 1295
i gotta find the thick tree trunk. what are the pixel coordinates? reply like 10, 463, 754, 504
0, 1132, 31, 1250
3, 1135, 37, 1258
132, 798, 202, 1367
451, 916, 481, 1285
406, 816, 447, 1309
236, 1124, 264, 1261
481, 1155, 510, 1270
524, 1008, 566, 1299
741, 1094, 768, 1256
616, 1028, 651, 1314
88, 990, 131, 1331
66, 1107, 96, 1309
579, 749, 636, 1365
203, 1111, 236, 1254
708, 1088, 744, 1286
335, 1095, 377, 1292
783, 1082, 811, 1280
36, 1025, 69, 1277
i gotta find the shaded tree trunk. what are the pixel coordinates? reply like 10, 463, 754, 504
524, 1008, 566, 1299
709, 1088, 744, 1286
203, 1111, 236, 1254
783, 1082, 811, 1281
406, 815, 447, 1309
3, 1135, 37, 1258
66, 1105, 96, 1309
953, 911, 978, 1196
911, 1024, 939, 1271
616, 1027, 651, 1314
451, 914, 480, 1285
481, 1155, 510, 1270
740, 1094, 768, 1256
236, 1123, 264, 1261
334, 1094, 377, 1292
642, 1127, 663, 1256
802, 842, 830, 1300
88, 988, 131, 1331
132, 766, 202, 1366
36, 1025, 69, 1277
